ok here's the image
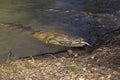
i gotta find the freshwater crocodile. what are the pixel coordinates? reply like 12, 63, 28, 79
0, 23, 91, 47
0, 22, 92, 62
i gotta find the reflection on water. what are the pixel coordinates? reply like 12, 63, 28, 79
0, 0, 119, 30
0, 1, 96, 28
0, 0, 55, 28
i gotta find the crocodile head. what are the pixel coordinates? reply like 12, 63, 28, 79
47, 36, 89, 47
33, 30, 91, 47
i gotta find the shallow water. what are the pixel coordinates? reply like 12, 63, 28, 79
0, 0, 119, 32
0, 0, 82, 29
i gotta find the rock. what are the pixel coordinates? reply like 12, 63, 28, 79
0, 28, 70, 63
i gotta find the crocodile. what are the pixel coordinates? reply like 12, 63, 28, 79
0, 22, 92, 63
0, 23, 91, 47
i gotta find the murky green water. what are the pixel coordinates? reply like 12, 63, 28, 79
0, 0, 84, 30
0, 0, 56, 29
0, 0, 120, 62
0, 0, 119, 30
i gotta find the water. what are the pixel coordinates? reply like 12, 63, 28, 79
0, 0, 120, 62
0, 0, 83, 30
0, 0, 119, 31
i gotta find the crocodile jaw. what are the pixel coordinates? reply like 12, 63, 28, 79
47, 37, 87, 47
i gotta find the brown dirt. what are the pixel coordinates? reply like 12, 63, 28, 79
0, 35, 119, 80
